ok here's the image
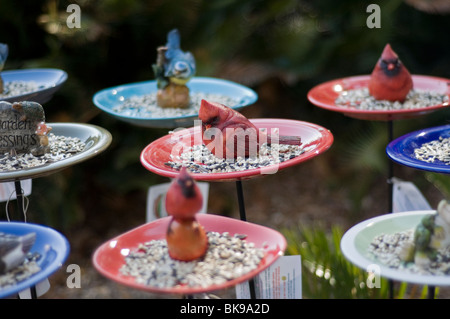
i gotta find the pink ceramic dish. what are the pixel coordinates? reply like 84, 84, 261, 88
140, 118, 333, 182
307, 75, 450, 121
92, 214, 287, 295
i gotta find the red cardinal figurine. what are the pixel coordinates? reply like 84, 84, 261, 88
165, 167, 203, 220
368, 44, 413, 102
165, 167, 208, 261
166, 218, 208, 261
198, 99, 301, 159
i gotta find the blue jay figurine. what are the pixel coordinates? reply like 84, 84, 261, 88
0, 43, 8, 93
0, 231, 36, 274
153, 29, 196, 108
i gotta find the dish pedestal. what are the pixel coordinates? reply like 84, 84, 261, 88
308, 74, 450, 298
139, 118, 333, 297
140, 118, 334, 220
386, 124, 450, 298
0, 123, 112, 298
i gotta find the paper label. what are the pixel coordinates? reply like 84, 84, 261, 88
146, 182, 209, 222
0, 179, 32, 202
18, 279, 50, 298
236, 255, 302, 299
392, 178, 432, 213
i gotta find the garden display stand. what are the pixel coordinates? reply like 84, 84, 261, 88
308, 74, 450, 299
0, 73, 112, 299
0, 123, 111, 299
139, 118, 333, 297
91, 115, 333, 298
386, 124, 450, 298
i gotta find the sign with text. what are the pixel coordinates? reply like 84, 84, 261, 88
0, 101, 50, 155
236, 255, 302, 299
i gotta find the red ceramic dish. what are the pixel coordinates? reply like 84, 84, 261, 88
140, 118, 333, 182
92, 214, 287, 295
307, 75, 450, 121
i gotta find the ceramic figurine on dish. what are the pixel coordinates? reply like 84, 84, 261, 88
0, 43, 8, 94
153, 29, 196, 109
368, 44, 413, 102
165, 167, 207, 261
0, 231, 36, 274
400, 199, 450, 268
198, 99, 301, 159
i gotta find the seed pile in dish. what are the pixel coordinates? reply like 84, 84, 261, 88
335, 88, 448, 111
414, 136, 450, 165
112, 93, 237, 118
0, 81, 44, 98
0, 133, 85, 172
165, 142, 310, 174
0, 252, 41, 290
120, 231, 265, 289
368, 231, 450, 276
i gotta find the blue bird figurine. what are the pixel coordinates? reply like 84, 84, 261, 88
153, 29, 196, 108
0, 231, 36, 274
0, 43, 9, 93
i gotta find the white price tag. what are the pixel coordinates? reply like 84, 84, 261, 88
18, 279, 50, 299
0, 179, 32, 202
392, 178, 432, 213
236, 255, 302, 299
146, 182, 209, 222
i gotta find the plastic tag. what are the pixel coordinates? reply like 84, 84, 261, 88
18, 279, 50, 299
0, 179, 32, 202
235, 255, 302, 299
392, 177, 432, 213
146, 182, 209, 222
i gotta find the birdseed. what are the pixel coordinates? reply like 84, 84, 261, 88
0, 252, 42, 290
414, 136, 450, 165
112, 92, 238, 118
0, 81, 45, 98
0, 133, 86, 172
335, 88, 448, 110
368, 230, 450, 276
120, 231, 265, 289
165, 142, 309, 174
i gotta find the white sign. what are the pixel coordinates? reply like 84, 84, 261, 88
236, 255, 302, 299
392, 177, 432, 213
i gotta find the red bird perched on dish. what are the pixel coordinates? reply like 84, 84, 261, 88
165, 167, 203, 220
368, 43, 413, 102
165, 167, 208, 261
198, 99, 301, 159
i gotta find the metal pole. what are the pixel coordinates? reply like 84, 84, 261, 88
14, 179, 37, 299
235, 180, 256, 299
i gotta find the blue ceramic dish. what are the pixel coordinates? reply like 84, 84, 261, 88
92, 77, 258, 128
0, 68, 68, 104
386, 124, 450, 174
0, 222, 70, 298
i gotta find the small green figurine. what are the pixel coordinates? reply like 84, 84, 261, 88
152, 29, 196, 109
0, 43, 9, 94
400, 199, 450, 268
